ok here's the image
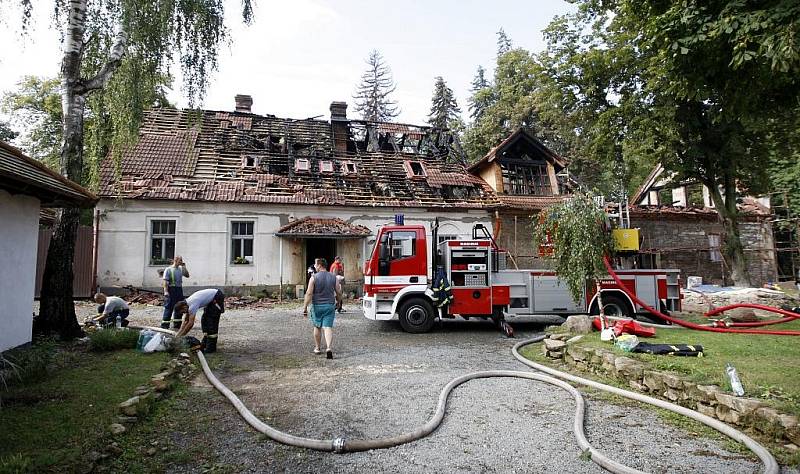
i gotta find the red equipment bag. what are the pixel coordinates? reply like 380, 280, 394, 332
592, 318, 656, 338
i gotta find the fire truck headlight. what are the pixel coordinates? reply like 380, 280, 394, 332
363, 299, 373, 309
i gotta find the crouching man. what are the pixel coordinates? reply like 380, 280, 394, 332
93, 293, 130, 328
174, 289, 225, 353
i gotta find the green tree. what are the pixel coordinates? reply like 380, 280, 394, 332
8, 0, 253, 339
467, 65, 492, 121
0, 120, 17, 142
464, 49, 559, 162
2, 76, 62, 170
427, 76, 461, 130
353, 50, 399, 122
537, 0, 800, 285
496, 28, 513, 57
533, 192, 615, 309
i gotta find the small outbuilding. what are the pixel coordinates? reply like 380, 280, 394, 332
0, 141, 97, 352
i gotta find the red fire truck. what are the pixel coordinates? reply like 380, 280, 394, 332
361, 222, 681, 335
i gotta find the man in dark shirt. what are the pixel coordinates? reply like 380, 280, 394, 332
302, 258, 342, 359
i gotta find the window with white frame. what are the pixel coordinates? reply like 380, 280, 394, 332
150, 220, 176, 265
708, 234, 722, 262
231, 221, 254, 263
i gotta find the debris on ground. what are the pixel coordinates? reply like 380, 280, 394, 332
683, 286, 798, 317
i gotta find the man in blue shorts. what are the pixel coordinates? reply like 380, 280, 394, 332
302, 258, 342, 359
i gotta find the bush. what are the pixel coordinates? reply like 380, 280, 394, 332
0, 338, 57, 391
88, 329, 140, 352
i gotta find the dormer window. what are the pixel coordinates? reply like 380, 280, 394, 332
319, 161, 334, 173
295, 158, 310, 172
241, 155, 259, 168
501, 163, 552, 196
404, 160, 427, 178
341, 161, 357, 175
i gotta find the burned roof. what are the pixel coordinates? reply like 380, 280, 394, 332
276, 217, 371, 239
0, 141, 97, 208
99, 107, 498, 210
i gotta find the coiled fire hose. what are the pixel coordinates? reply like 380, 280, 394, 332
130, 325, 778, 473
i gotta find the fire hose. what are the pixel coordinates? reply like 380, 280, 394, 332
130, 325, 778, 473
602, 257, 800, 336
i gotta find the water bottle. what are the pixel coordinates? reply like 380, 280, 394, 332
115, 315, 122, 329
726, 363, 745, 396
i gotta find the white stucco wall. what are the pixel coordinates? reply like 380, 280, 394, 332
96, 199, 491, 292
0, 189, 40, 352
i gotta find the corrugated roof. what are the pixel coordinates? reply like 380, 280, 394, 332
0, 141, 97, 208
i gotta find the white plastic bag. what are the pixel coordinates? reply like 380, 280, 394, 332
143, 332, 169, 352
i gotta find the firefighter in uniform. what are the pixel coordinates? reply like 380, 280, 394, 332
174, 288, 225, 353
161, 256, 190, 329
431, 267, 453, 313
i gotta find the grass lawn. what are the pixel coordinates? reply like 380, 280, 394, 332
541, 316, 800, 417
0, 348, 171, 473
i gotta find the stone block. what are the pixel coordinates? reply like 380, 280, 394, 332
117, 416, 138, 424
643, 371, 666, 392
716, 404, 741, 424
697, 403, 716, 418
548, 333, 570, 341
614, 357, 645, 380
664, 388, 682, 401
661, 373, 684, 389
118, 396, 141, 417
150, 373, 175, 392
629, 380, 646, 392
109, 423, 126, 435
688, 384, 721, 404
714, 392, 763, 415
567, 344, 589, 362
563, 315, 592, 334
787, 427, 800, 446
544, 339, 567, 352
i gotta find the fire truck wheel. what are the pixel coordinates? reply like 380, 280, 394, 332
398, 298, 436, 333
593, 294, 632, 318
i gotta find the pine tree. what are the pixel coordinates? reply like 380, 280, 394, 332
427, 76, 461, 129
467, 66, 492, 121
497, 28, 513, 57
353, 50, 399, 122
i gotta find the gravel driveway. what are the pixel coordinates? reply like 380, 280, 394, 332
82, 302, 794, 473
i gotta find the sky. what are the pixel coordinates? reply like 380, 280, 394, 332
0, 0, 575, 126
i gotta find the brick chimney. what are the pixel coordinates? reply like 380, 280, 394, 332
330, 101, 349, 153
235, 94, 253, 113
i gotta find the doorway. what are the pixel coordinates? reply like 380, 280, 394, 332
305, 238, 336, 274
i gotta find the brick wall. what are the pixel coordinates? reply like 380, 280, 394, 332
493, 210, 776, 285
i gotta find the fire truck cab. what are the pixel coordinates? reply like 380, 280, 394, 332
362, 222, 681, 334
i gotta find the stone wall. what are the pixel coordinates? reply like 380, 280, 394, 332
542, 337, 799, 447
631, 214, 776, 285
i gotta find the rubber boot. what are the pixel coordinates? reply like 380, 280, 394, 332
172, 317, 183, 330
203, 335, 218, 353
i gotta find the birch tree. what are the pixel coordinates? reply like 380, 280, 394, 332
8, 0, 253, 339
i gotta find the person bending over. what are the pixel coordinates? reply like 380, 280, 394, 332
174, 288, 225, 353
93, 293, 130, 328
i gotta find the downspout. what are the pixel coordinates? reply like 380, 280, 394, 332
91, 208, 99, 294
278, 237, 283, 302
493, 210, 501, 241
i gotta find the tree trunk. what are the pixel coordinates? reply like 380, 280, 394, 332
36, 208, 83, 339
35, 0, 88, 339
705, 173, 751, 287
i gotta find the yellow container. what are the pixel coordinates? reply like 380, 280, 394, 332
613, 228, 640, 251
